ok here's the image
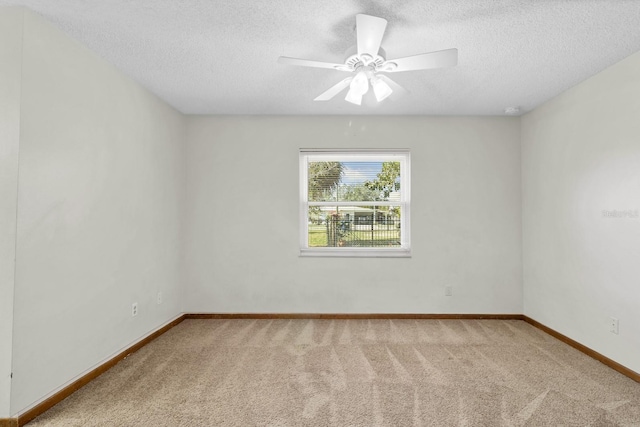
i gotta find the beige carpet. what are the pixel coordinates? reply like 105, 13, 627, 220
28, 319, 640, 426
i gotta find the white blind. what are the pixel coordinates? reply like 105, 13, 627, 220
307, 160, 401, 203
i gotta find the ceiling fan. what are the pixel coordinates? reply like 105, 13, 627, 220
278, 14, 458, 106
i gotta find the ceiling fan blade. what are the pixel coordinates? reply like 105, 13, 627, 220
314, 77, 354, 101
384, 48, 458, 72
356, 14, 387, 58
278, 56, 348, 71
377, 75, 408, 95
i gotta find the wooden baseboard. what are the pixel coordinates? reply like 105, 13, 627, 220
16, 315, 185, 426
523, 316, 640, 383
0, 418, 18, 427
185, 313, 525, 320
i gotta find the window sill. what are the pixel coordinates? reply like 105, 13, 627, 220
300, 248, 411, 258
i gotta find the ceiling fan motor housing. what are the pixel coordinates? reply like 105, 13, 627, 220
340, 46, 389, 71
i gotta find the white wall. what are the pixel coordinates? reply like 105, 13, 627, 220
10, 10, 186, 415
0, 7, 23, 419
522, 51, 640, 374
185, 116, 522, 314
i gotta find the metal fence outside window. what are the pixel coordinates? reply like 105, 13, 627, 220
325, 214, 401, 247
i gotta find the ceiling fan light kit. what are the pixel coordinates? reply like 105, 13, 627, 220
278, 14, 458, 106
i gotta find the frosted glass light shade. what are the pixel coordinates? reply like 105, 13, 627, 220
371, 77, 393, 102
351, 71, 369, 94
345, 71, 369, 105
345, 88, 363, 105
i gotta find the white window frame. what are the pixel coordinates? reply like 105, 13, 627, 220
300, 149, 411, 258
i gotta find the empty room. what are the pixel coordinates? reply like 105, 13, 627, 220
1, 1, 639, 425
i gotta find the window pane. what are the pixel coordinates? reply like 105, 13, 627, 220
308, 161, 401, 202
308, 206, 401, 248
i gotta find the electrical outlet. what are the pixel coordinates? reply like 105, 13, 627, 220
157, 291, 162, 305
609, 317, 619, 334
445, 285, 453, 296
132, 302, 138, 317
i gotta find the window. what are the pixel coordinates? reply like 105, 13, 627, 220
300, 149, 411, 257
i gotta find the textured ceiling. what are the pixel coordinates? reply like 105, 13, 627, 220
2, 0, 640, 115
